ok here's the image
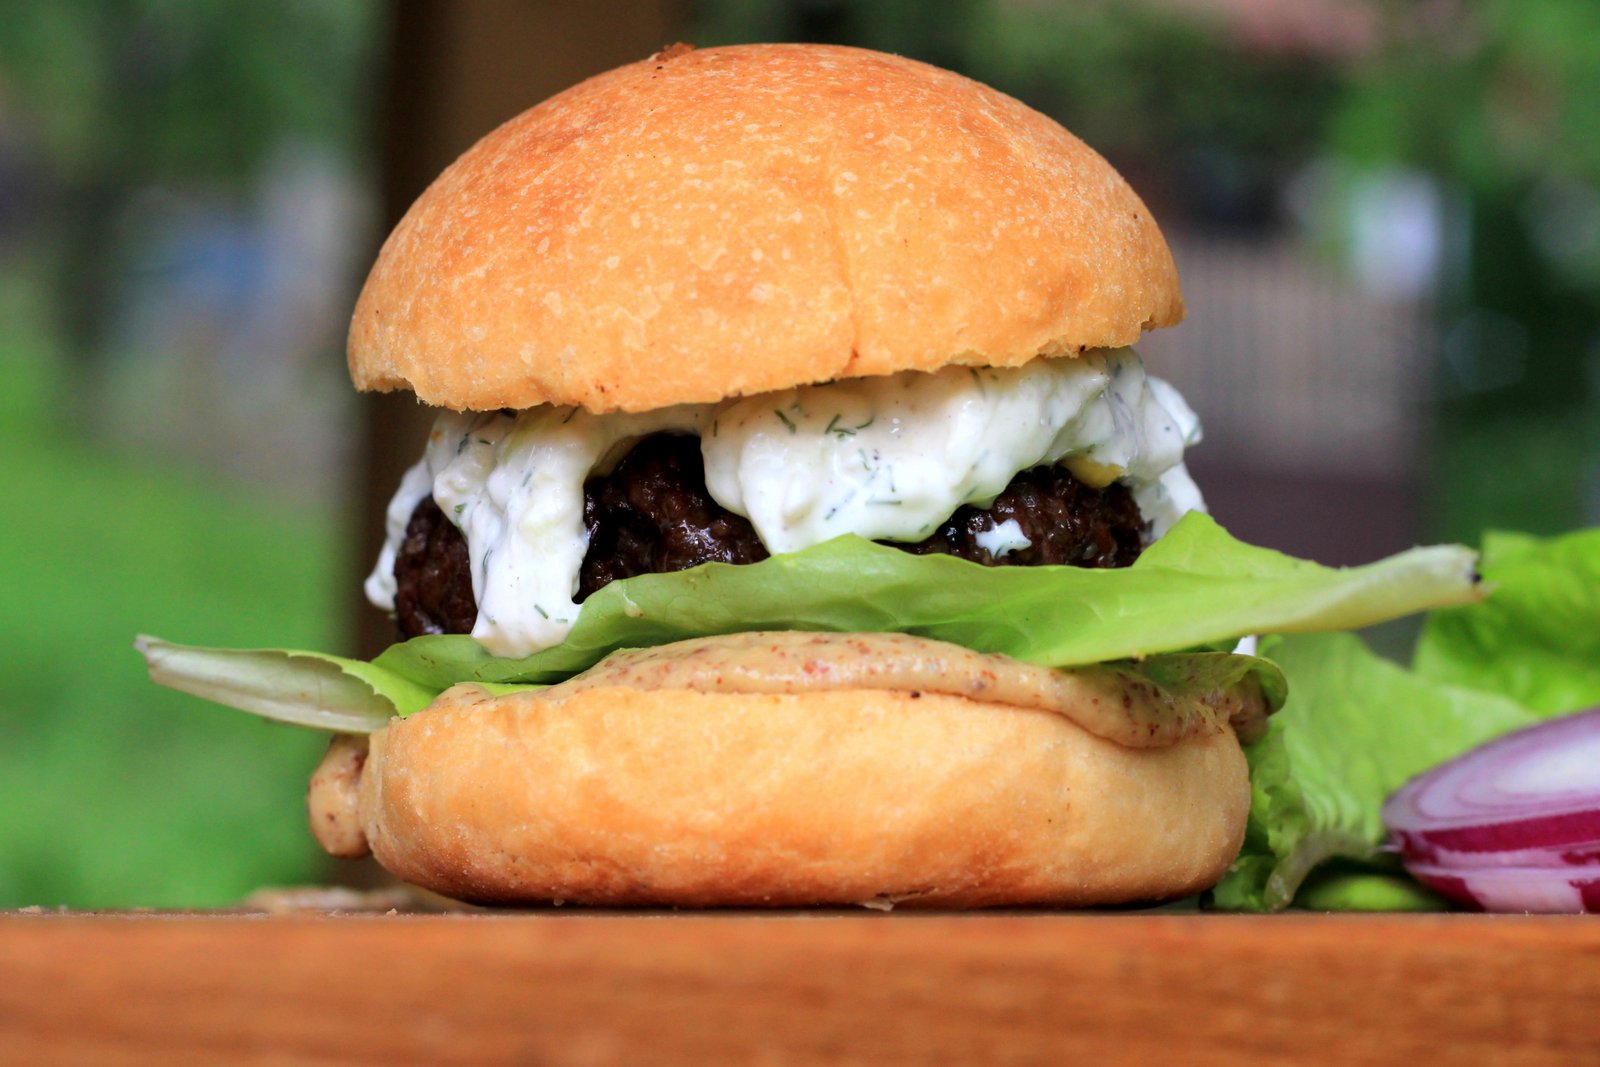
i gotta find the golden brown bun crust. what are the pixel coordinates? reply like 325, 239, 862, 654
349, 44, 1183, 413
356, 683, 1247, 908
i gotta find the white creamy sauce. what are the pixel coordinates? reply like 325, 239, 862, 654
366, 404, 704, 655
368, 348, 1206, 657
974, 518, 1032, 558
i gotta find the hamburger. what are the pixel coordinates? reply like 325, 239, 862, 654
140, 43, 1476, 910
324, 41, 1255, 907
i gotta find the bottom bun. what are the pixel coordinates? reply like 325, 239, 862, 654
341, 681, 1250, 908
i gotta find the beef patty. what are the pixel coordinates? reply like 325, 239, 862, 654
392, 433, 1148, 640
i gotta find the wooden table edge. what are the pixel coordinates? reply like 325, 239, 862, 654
3, 911, 1596, 1065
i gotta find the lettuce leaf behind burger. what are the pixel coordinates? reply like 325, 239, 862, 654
1210, 632, 1536, 912
1414, 526, 1600, 713
1213, 525, 1600, 912
139, 513, 1477, 733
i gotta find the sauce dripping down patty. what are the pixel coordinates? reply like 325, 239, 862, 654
393, 433, 1146, 640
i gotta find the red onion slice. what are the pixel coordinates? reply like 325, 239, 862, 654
1384, 707, 1600, 911
1392, 835, 1600, 870
1405, 861, 1600, 914
1384, 707, 1600, 848
1390, 809, 1600, 856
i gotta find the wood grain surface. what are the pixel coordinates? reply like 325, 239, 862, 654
2, 912, 1597, 1066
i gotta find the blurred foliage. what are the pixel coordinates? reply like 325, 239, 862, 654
1333, 1, 1600, 329
971, 9, 1342, 165
0, 0, 377, 390
1332, 1, 1600, 193
0, 2, 374, 907
1326, 0, 1600, 535
1427, 409, 1598, 540
0, 281, 338, 907
0, 1, 372, 179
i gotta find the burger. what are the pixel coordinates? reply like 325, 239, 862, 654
148, 42, 1497, 910
286, 41, 1276, 908
140, 41, 1491, 910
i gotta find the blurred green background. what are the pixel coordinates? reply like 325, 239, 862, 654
1, 0, 1597, 907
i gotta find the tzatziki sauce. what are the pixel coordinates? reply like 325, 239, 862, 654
367, 348, 1204, 657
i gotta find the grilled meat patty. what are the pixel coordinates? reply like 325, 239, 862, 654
392, 433, 1147, 640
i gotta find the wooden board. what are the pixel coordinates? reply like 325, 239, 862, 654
2, 912, 1597, 1065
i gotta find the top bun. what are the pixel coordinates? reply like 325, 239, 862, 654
348, 43, 1183, 414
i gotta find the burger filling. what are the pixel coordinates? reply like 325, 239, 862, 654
392, 435, 1147, 640
368, 348, 1204, 657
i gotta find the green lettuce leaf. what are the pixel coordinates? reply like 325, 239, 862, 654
134, 635, 439, 729
1215, 525, 1600, 912
1291, 864, 1452, 912
370, 512, 1478, 689
139, 513, 1477, 729
1414, 526, 1600, 714
1210, 632, 1536, 912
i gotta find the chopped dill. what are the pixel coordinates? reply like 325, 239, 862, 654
824, 486, 860, 520
825, 413, 873, 438
774, 409, 797, 434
